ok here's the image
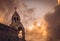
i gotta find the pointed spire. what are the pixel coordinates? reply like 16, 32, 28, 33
13, 7, 19, 17
11, 7, 20, 23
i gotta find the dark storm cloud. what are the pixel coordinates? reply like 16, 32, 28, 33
44, 5, 60, 41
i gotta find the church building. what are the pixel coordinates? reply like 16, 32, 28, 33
0, 8, 26, 41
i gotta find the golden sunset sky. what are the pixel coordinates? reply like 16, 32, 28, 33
58, 0, 60, 4
0, 0, 59, 41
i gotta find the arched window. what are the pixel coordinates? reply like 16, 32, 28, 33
18, 30, 22, 39
13, 16, 19, 23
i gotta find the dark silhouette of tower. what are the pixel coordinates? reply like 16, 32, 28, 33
10, 8, 25, 41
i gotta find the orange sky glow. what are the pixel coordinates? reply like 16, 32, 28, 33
0, 17, 4, 23
0, 0, 58, 41
58, 0, 60, 4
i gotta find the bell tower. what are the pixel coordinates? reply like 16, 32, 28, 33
10, 8, 25, 41
11, 8, 20, 26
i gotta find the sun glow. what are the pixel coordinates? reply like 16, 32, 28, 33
0, 17, 4, 23
28, 21, 41, 30
28, 19, 48, 36
29, 24, 34, 30
42, 19, 48, 35
58, 0, 60, 4
37, 22, 41, 27
40, 19, 48, 40
26, 18, 48, 41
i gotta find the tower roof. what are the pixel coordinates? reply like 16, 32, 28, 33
13, 10, 19, 17
13, 8, 20, 17
12, 8, 20, 22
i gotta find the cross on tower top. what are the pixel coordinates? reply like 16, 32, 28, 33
15, 7, 17, 11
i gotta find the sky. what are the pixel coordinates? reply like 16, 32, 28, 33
0, 0, 57, 28
19, 0, 57, 28
23, 0, 57, 17
0, 0, 59, 41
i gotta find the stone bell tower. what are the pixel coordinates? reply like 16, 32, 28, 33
10, 8, 25, 41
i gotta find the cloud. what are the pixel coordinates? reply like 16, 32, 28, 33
0, 0, 26, 26
0, 0, 16, 24
44, 5, 60, 41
